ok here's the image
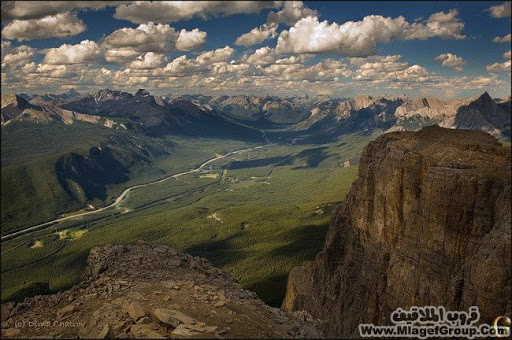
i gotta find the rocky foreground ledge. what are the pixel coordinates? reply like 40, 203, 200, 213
1, 242, 323, 339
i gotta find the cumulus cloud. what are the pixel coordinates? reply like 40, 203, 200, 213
164, 46, 235, 76
261, 58, 351, 81
1, 41, 36, 68
240, 46, 312, 65
104, 48, 141, 65
1, 1, 127, 22
43, 40, 101, 65
493, 34, 511, 42
102, 22, 207, 64
104, 23, 178, 52
486, 49, 511, 73
104, 23, 206, 53
127, 52, 167, 70
1, 12, 86, 41
267, 1, 317, 25
434, 53, 466, 72
35, 63, 77, 78
275, 10, 465, 56
234, 2, 316, 48
486, 60, 511, 73
176, 29, 207, 51
348, 55, 403, 66
487, 2, 511, 18
235, 23, 278, 46
197, 46, 235, 64
114, 1, 278, 24
350, 55, 431, 86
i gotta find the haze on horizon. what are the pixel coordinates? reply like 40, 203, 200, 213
1, 1, 511, 100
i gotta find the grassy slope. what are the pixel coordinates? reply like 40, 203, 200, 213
1, 133, 373, 306
1, 122, 114, 232
1, 121, 257, 234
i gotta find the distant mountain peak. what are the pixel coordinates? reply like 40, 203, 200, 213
473, 91, 493, 102
135, 89, 151, 97
1, 93, 30, 109
94, 89, 133, 102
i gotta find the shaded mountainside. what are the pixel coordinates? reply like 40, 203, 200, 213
206, 95, 312, 126
55, 136, 170, 203
282, 126, 511, 338
297, 95, 405, 134
1, 243, 323, 339
1, 125, 173, 234
61, 89, 264, 141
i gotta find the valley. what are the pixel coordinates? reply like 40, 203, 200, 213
1, 88, 510, 310
1, 131, 369, 307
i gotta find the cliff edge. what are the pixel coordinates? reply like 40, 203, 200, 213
282, 125, 511, 338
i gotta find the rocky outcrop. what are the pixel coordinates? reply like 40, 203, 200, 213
1, 242, 322, 339
282, 126, 511, 338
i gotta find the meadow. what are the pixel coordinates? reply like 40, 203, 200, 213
1, 132, 373, 307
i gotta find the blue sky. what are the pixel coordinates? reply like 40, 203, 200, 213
1, 1, 511, 99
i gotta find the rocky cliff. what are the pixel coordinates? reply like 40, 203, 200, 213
282, 125, 511, 338
1, 242, 322, 339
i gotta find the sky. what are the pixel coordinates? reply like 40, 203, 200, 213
1, 1, 511, 99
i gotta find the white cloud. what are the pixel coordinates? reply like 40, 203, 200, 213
434, 53, 466, 72
1, 42, 36, 68
1, 1, 127, 21
240, 46, 275, 65
275, 10, 465, 56
104, 23, 178, 52
197, 46, 235, 64
102, 23, 207, 65
104, 23, 206, 53
1, 12, 86, 41
176, 29, 207, 51
234, 2, 316, 48
35, 63, 77, 78
0, 40, 13, 60
493, 34, 511, 42
235, 23, 278, 46
127, 52, 167, 70
350, 56, 431, 85
267, 1, 317, 25
261, 58, 351, 81
349, 55, 403, 66
488, 2, 511, 18
485, 47, 512, 73
104, 48, 141, 65
240, 46, 312, 65
114, 1, 278, 24
406, 9, 466, 40
486, 60, 511, 73
43, 40, 101, 65
164, 46, 235, 76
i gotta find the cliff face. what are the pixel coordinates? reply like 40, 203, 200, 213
1, 243, 322, 339
282, 125, 511, 338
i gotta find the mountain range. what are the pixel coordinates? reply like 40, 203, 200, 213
3, 89, 510, 140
